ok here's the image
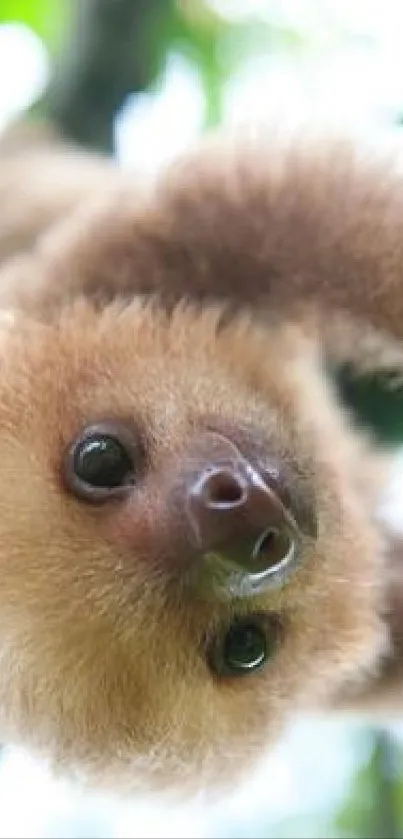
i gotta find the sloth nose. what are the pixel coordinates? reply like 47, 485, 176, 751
183, 438, 302, 595
188, 461, 287, 550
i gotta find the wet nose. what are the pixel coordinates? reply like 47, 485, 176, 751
184, 438, 302, 595
188, 459, 290, 551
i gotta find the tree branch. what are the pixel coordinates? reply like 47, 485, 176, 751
39, 0, 175, 154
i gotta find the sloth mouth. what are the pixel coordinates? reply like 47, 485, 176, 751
197, 525, 302, 600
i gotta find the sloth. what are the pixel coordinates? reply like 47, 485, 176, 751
0, 123, 401, 794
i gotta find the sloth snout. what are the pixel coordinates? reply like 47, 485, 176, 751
179, 432, 303, 596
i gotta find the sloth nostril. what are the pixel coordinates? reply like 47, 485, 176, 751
200, 469, 247, 510
251, 526, 293, 571
253, 528, 278, 559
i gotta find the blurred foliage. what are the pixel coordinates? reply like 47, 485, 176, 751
167, 1, 308, 126
0, 0, 68, 51
0, 0, 311, 138
1, 2, 403, 838
335, 731, 402, 839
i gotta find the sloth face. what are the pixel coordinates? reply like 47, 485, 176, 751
0, 300, 385, 792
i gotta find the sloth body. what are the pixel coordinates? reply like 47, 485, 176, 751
0, 125, 401, 793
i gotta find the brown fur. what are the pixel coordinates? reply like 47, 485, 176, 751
4, 131, 403, 369
0, 124, 400, 793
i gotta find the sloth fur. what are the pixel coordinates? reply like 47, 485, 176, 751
0, 123, 400, 794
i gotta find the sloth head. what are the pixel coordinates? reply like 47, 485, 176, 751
0, 299, 385, 793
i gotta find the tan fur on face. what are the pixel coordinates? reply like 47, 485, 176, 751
0, 299, 387, 792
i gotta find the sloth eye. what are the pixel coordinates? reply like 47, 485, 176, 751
65, 422, 142, 502
208, 614, 282, 677
74, 435, 132, 487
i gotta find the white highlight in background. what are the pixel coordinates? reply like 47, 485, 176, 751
114, 53, 205, 175
206, 0, 403, 40
0, 23, 49, 131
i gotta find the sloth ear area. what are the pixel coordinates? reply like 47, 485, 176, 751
322, 325, 403, 447
295, 310, 403, 447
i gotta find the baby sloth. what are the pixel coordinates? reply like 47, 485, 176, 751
0, 125, 400, 794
